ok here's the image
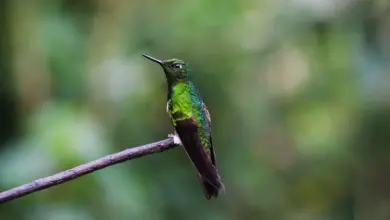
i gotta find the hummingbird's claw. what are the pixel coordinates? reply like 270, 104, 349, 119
168, 133, 182, 145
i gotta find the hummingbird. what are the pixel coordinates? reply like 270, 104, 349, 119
143, 54, 224, 199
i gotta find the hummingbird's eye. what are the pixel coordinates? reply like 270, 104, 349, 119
172, 63, 182, 69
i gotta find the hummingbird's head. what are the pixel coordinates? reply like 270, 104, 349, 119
143, 54, 190, 84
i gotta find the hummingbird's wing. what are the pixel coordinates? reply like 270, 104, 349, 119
201, 102, 216, 165
173, 110, 223, 199
197, 102, 223, 198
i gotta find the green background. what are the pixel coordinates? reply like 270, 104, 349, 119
1, 0, 390, 219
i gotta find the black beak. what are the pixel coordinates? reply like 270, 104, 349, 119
142, 54, 163, 65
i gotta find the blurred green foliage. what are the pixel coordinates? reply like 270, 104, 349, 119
1, 0, 390, 219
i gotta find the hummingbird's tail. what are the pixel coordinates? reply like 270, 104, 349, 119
198, 173, 225, 199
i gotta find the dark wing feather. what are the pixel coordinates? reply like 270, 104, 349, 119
175, 117, 223, 199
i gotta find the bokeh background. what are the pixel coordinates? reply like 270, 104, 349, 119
1, 0, 390, 219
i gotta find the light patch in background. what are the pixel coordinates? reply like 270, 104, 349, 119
265, 46, 310, 98
0, 140, 56, 186
291, 0, 353, 20
28, 204, 93, 220
0, 102, 110, 187
88, 57, 148, 103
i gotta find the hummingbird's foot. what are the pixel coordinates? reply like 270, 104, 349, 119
168, 133, 182, 145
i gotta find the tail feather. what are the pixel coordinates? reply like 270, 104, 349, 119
198, 174, 225, 199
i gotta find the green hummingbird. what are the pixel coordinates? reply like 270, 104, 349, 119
143, 54, 224, 199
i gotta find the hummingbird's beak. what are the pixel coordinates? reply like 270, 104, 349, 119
142, 54, 163, 65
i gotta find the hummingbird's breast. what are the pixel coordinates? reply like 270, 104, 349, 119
167, 82, 194, 124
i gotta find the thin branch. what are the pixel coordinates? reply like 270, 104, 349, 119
0, 138, 177, 204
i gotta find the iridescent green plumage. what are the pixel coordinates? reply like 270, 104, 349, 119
143, 54, 223, 199
167, 81, 213, 155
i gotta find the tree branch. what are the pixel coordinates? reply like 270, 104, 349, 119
0, 138, 177, 204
